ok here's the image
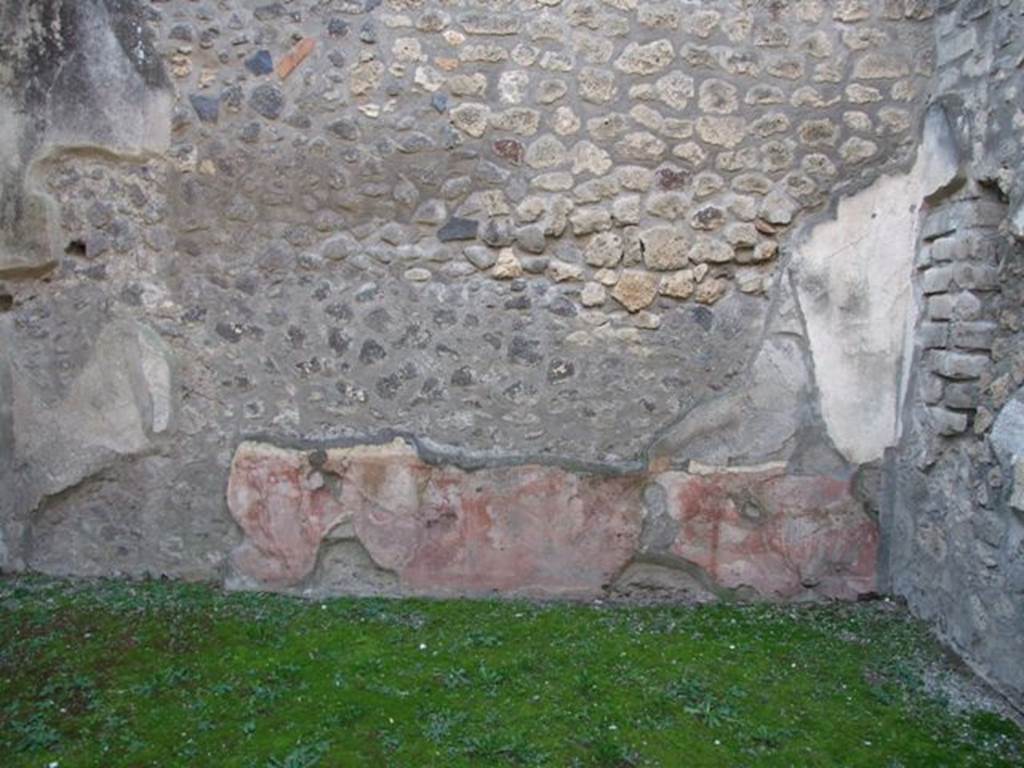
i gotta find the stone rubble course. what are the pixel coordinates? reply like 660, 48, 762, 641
0, 0, 1022, 708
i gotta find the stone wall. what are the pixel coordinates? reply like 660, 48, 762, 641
0, 0, 1018, 702
883, 0, 1024, 707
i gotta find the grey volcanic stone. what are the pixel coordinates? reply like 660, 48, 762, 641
438, 218, 478, 242
245, 50, 274, 76
189, 94, 219, 123
250, 84, 284, 119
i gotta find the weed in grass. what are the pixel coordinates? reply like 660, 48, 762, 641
265, 740, 330, 768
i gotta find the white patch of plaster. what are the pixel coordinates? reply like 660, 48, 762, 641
790, 107, 960, 464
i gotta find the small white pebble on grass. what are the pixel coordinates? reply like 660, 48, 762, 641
418, 642, 427, 650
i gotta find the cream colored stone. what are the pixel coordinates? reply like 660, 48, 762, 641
629, 104, 664, 132
698, 79, 739, 114
580, 281, 607, 307
725, 223, 758, 247
846, 83, 883, 104
690, 238, 734, 264
641, 226, 689, 271
584, 232, 623, 267
696, 116, 747, 148
460, 44, 508, 63
511, 43, 540, 66
840, 137, 878, 164
614, 40, 675, 75
498, 70, 530, 104
571, 141, 612, 176
672, 142, 707, 166
515, 196, 547, 224
617, 166, 655, 192
491, 249, 523, 279
525, 135, 568, 169
693, 172, 725, 198
490, 108, 541, 136
853, 52, 910, 80
645, 192, 688, 220
655, 71, 695, 110
448, 73, 488, 97
569, 206, 612, 235
578, 67, 617, 103
553, 106, 581, 135
413, 66, 443, 92
532, 172, 574, 191
547, 260, 585, 282
844, 111, 873, 133
450, 103, 491, 137
611, 270, 660, 312
351, 59, 385, 96
393, 38, 425, 63
695, 277, 727, 305
611, 195, 641, 225
615, 132, 666, 162
660, 270, 695, 299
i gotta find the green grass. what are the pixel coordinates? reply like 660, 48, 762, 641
0, 576, 1020, 767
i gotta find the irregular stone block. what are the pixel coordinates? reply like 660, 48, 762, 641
931, 351, 989, 380
927, 406, 968, 436
611, 270, 659, 312
950, 321, 997, 351
437, 217, 478, 242
189, 94, 220, 123
245, 50, 274, 76
640, 226, 688, 271
614, 40, 675, 75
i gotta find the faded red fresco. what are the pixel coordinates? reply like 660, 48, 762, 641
227, 443, 348, 586
227, 442, 877, 600
659, 468, 877, 600
227, 440, 645, 597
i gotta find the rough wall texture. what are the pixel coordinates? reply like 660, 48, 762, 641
883, 0, 1024, 708
0, 0, 1019, 703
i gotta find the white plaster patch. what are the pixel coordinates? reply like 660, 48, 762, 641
790, 106, 960, 463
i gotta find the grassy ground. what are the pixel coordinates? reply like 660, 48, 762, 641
0, 576, 1020, 767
